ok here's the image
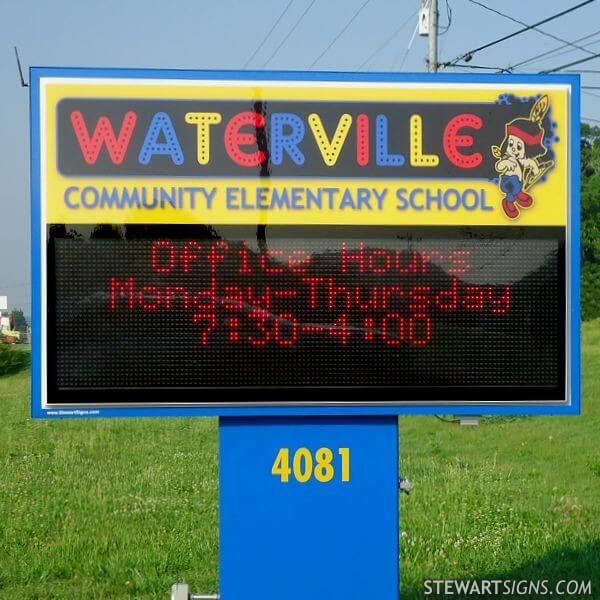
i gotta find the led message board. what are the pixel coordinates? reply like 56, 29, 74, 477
31, 68, 580, 417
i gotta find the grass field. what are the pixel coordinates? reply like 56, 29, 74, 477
0, 322, 599, 599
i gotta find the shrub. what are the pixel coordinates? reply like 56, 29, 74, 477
0, 344, 30, 377
581, 263, 600, 321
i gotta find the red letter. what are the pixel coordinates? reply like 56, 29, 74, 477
368, 249, 392, 274
356, 114, 369, 166
139, 286, 162, 311
246, 287, 272, 311
151, 240, 177, 273
448, 249, 471, 274
381, 286, 404, 310
435, 278, 458, 311
181, 241, 202, 273
288, 250, 312, 273
354, 287, 379, 311
109, 277, 136, 309
382, 313, 405, 346
341, 242, 365, 273
327, 278, 352, 310
70, 110, 137, 165
463, 286, 484, 310
409, 286, 431, 313
409, 315, 432, 347
260, 249, 285, 275
489, 287, 511, 314
223, 286, 244, 311
165, 286, 190, 310
192, 277, 217, 311
443, 114, 483, 169
395, 250, 419, 275
224, 111, 266, 167
238, 243, 253, 275
207, 241, 229, 273
302, 277, 324, 309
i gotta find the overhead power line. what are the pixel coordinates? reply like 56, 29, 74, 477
439, 0, 453, 36
541, 50, 600, 73
450, 59, 600, 76
583, 116, 600, 123
243, 0, 295, 68
262, 0, 317, 68
440, 0, 597, 68
357, 10, 418, 71
394, 13, 421, 71
451, 62, 511, 72
308, 0, 372, 69
466, 0, 597, 57
506, 29, 600, 72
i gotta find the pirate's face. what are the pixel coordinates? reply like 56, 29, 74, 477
506, 134, 525, 160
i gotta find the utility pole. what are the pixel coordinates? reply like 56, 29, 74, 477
428, 0, 438, 72
419, 0, 439, 72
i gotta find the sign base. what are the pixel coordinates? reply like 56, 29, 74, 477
219, 416, 399, 600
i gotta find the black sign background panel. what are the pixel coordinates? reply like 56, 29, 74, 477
57, 99, 536, 179
47, 225, 565, 405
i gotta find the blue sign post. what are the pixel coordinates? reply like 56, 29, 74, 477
220, 417, 399, 600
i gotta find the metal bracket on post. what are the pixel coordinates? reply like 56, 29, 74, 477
171, 584, 189, 600
171, 583, 219, 600
459, 416, 480, 426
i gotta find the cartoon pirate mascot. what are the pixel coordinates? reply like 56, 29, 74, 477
492, 95, 554, 220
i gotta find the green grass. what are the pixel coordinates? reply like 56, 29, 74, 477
400, 320, 600, 598
0, 371, 219, 599
0, 325, 599, 599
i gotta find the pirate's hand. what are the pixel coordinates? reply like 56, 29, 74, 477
495, 159, 507, 172
496, 157, 516, 172
524, 159, 540, 175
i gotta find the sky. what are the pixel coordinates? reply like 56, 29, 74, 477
1, 0, 599, 315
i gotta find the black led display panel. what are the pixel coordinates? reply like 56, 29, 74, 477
46, 225, 565, 405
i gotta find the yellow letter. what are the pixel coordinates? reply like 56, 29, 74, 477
308, 113, 353, 166
185, 112, 222, 165
410, 114, 439, 167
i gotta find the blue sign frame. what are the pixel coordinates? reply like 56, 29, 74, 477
30, 67, 580, 418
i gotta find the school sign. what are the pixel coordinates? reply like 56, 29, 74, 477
30, 69, 580, 418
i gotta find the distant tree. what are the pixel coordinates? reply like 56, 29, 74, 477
581, 123, 600, 266
10, 309, 27, 333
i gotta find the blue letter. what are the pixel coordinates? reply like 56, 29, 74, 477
376, 115, 405, 167
271, 113, 305, 166
138, 112, 184, 165
64, 186, 79, 209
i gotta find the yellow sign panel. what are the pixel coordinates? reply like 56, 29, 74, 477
42, 78, 570, 226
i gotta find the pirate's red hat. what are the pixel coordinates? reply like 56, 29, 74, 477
504, 117, 547, 157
